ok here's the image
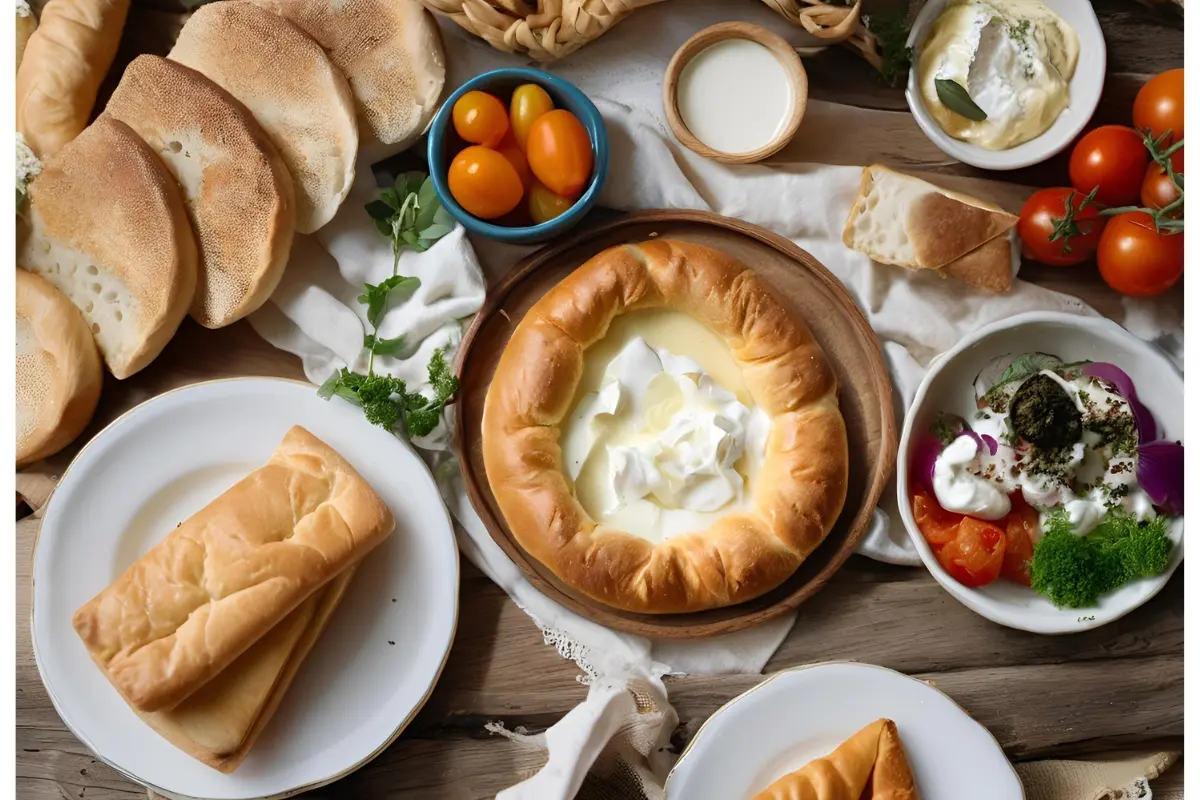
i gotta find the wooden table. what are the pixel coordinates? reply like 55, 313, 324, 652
17, 1, 1184, 797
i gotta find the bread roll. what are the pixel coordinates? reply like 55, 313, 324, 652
16, 2, 36, 74
73, 426, 394, 713
168, 1, 358, 234
105, 55, 297, 328
19, 116, 197, 380
16, 0, 130, 158
249, 0, 445, 151
16, 268, 102, 467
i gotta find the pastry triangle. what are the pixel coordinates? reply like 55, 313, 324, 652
752, 719, 918, 800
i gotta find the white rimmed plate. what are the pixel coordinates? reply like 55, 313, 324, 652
905, 0, 1106, 170
665, 662, 1022, 799
32, 378, 459, 800
897, 312, 1184, 634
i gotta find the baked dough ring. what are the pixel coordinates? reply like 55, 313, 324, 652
482, 240, 849, 614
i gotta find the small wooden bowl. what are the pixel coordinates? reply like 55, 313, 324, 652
663, 22, 808, 164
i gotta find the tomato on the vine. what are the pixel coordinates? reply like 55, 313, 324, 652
1141, 148, 1183, 212
1017, 187, 1105, 266
1133, 68, 1184, 145
1069, 126, 1151, 207
1097, 211, 1184, 296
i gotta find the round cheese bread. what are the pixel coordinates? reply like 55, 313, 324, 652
16, 268, 103, 467
19, 116, 198, 380
168, 0, 357, 234
481, 240, 849, 614
105, 55, 297, 329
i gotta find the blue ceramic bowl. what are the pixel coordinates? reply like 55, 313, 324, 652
427, 68, 609, 244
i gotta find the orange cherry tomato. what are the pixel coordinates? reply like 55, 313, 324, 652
496, 132, 532, 191
528, 180, 575, 224
1097, 211, 1184, 297
1000, 494, 1037, 586
509, 83, 555, 151
936, 516, 1006, 588
447, 145, 524, 220
526, 109, 594, 199
452, 90, 509, 148
1133, 68, 1184, 145
911, 485, 964, 548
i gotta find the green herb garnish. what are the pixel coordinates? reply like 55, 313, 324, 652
1030, 510, 1173, 608
862, 11, 914, 88
318, 172, 459, 438
935, 78, 988, 122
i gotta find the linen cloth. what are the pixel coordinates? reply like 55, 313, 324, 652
248, 3, 1183, 798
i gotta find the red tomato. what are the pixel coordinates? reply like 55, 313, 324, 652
447, 145, 524, 220
1069, 126, 1151, 207
1133, 68, 1184, 145
1141, 148, 1183, 211
1097, 211, 1184, 297
936, 517, 1006, 588
1000, 495, 1037, 586
509, 83, 555, 151
1017, 187, 1105, 267
452, 90, 510, 148
526, 109, 594, 199
911, 486, 964, 548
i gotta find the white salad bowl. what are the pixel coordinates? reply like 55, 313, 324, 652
905, 0, 1106, 170
896, 312, 1183, 634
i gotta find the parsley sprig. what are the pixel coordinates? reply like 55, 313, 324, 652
862, 11, 914, 88
318, 171, 460, 439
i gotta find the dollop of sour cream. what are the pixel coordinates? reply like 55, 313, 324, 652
561, 337, 770, 541
933, 435, 1012, 520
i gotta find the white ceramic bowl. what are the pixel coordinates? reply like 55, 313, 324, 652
905, 0, 1106, 170
896, 312, 1184, 634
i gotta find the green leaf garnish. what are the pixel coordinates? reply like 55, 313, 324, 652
935, 78, 988, 122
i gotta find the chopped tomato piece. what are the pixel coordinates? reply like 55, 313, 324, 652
1001, 494, 1037, 586
936, 516, 1006, 588
911, 486, 964, 548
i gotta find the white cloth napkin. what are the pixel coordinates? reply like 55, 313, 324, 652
250, 4, 1184, 797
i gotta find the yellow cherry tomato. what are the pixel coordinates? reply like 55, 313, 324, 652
448, 145, 523, 220
496, 132, 532, 191
526, 109, 593, 199
452, 90, 509, 147
509, 83, 555, 151
528, 180, 575, 224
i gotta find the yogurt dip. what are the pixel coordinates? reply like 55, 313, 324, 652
918, 0, 1079, 150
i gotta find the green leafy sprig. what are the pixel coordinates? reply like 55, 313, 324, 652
862, 11, 914, 88
318, 172, 459, 439
1099, 129, 1185, 233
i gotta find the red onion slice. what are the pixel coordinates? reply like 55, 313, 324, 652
980, 434, 998, 455
911, 433, 943, 492
1137, 440, 1184, 516
1083, 362, 1157, 444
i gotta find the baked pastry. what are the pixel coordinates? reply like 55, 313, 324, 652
842, 164, 1018, 293
16, 268, 103, 467
72, 426, 394, 712
16, 1, 36, 74
16, 0, 130, 158
19, 115, 198, 380
168, 0, 358, 234
753, 718, 918, 800
482, 240, 848, 614
104, 55, 297, 329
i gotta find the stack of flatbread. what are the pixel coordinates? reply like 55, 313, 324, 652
14, 0, 445, 464
842, 165, 1020, 294
72, 426, 395, 771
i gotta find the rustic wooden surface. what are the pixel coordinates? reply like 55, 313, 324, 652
16, 0, 1184, 797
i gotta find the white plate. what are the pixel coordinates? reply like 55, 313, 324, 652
897, 312, 1184, 634
665, 662, 1022, 799
905, 0, 1106, 170
32, 378, 459, 800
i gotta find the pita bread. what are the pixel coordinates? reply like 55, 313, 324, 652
168, 1, 357, 233
105, 55, 297, 328
19, 116, 197, 379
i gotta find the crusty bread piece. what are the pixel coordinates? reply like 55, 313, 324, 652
168, 1, 357, 234
72, 426, 394, 713
16, 0, 129, 157
105, 55, 297, 328
842, 164, 1017, 271
752, 719, 918, 800
16, 268, 103, 467
939, 232, 1016, 294
138, 567, 356, 772
19, 116, 197, 380
483, 240, 848, 614
249, 0, 444, 152
16, 4, 36, 74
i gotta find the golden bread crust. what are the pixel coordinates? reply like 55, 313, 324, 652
482, 240, 847, 614
72, 426, 394, 712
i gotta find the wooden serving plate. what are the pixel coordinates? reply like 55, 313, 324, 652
453, 210, 896, 638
